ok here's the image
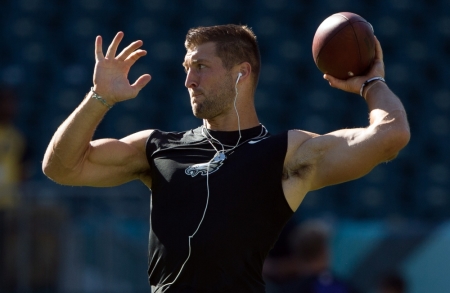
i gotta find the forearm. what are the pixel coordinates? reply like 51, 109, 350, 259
43, 91, 111, 176
365, 82, 408, 126
364, 81, 410, 155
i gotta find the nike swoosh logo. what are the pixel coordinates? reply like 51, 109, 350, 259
248, 137, 269, 144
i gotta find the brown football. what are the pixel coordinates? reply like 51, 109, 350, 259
312, 12, 375, 80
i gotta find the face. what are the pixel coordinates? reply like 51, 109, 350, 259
183, 42, 236, 119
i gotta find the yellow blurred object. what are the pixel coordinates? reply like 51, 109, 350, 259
0, 124, 25, 209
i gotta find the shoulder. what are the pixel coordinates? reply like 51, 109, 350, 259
285, 130, 320, 162
120, 129, 154, 150
118, 130, 155, 187
287, 129, 319, 144
144, 127, 206, 159
283, 129, 330, 185
281, 130, 329, 210
147, 127, 204, 148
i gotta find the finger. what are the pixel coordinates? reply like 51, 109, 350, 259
124, 49, 147, 66
116, 40, 144, 61
95, 35, 104, 61
131, 74, 152, 92
323, 74, 355, 93
105, 31, 124, 59
374, 36, 383, 61
368, 36, 385, 78
323, 74, 342, 88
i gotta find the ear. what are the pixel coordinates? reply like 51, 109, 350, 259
236, 62, 252, 81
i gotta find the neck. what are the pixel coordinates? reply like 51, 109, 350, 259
201, 122, 267, 154
204, 103, 259, 131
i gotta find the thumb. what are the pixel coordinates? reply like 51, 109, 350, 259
131, 74, 152, 92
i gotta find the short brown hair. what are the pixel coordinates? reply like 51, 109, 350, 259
185, 24, 261, 89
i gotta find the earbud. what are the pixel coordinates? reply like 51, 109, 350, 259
237, 72, 242, 82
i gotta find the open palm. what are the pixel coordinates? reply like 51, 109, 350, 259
92, 31, 152, 104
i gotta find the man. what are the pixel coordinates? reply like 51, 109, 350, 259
377, 273, 407, 293
0, 86, 28, 290
42, 24, 410, 292
265, 220, 359, 293
0, 86, 27, 208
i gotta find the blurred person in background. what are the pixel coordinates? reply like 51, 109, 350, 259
265, 220, 359, 293
0, 86, 27, 208
0, 86, 58, 292
0, 85, 29, 290
42, 24, 409, 292
377, 273, 407, 293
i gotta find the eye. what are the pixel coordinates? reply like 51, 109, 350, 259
198, 64, 206, 69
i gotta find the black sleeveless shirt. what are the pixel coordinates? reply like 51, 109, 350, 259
145, 125, 293, 292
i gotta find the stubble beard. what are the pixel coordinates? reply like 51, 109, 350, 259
192, 73, 235, 120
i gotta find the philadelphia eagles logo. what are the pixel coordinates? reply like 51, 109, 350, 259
185, 152, 226, 177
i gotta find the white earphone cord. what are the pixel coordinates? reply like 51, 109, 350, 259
155, 74, 242, 293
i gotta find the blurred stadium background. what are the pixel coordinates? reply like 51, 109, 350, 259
0, 0, 449, 292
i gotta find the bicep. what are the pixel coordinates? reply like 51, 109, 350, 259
68, 130, 152, 187
293, 126, 393, 191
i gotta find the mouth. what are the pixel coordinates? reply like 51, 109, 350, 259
190, 91, 203, 98
190, 92, 204, 104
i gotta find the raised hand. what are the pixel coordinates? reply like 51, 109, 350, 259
92, 31, 152, 105
323, 36, 385, 95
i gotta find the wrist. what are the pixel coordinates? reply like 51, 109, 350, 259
90, 87, 115, 109
91, 85, 117, 104
363, 80, 387, 100
359, 76, 386, 99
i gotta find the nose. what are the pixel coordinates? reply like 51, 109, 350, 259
184, 69, 198, 89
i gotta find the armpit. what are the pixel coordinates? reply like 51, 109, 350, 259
282, 163, 313, 180
139, 169, 152, 189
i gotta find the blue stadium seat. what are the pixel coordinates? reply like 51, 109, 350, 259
342, 164, 405, 218
296, 187, 339, 220
407, 155, 447, 216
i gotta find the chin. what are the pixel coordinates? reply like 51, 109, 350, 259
192, 105, 207, 119
191, 108, 204, 119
